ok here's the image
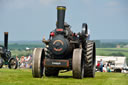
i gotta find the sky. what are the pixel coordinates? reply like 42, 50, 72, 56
0, 0, 128, 41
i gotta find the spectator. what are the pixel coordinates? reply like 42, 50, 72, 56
97, 61, 100, 71
16, 56, 19, 61
20, 56, 25, 68
16, 56, 20, 68
25, 56, 31, 68
103, 65, 107, 72
15, 55, 32, 69
107, 63, 111, 72
100, 59, 103, 72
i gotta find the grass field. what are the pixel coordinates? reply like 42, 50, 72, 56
96, 48, 128, 56
0, 69, 128, 85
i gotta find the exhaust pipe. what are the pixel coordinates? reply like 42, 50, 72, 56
4, 32, 8, 49
57, 6, 66, 29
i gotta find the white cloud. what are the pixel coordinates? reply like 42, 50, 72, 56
82, 0, 92, 3
107, 1, 120, 7
0, 0, 36, 9
81, 0, 95, 7
82, 0, 120, 7
40, 0, 68, 6
40, 0, 57, 5
0, 0, 68, 9
82, 0, 93, 4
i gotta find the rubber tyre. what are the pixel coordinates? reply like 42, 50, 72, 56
32, 48, 45, 78
84, 41, 96, 77
8, 58, 18, 69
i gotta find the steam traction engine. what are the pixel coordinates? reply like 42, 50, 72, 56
32, 6, 96, 79
0, 32, 18, 69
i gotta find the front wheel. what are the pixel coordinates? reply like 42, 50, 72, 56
72, 48, 85, 79
32, 48, 45, 78
8, 58, 18, 69
0, 58, 4, 68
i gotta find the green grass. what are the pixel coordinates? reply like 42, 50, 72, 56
0, 69, 128, 85
96, 48, 128, 56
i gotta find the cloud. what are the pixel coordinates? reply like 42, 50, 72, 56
40, 0, 57, 5
0, 0, 68, 9
82, 0, 120, 7
40, 0, 68, 6
82, 0, 92, 3
107, 1, 120, 7
82, 0, 93, 5
0, 0, 36, 9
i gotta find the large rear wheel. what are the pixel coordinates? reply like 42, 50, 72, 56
84, 41, 96, 77
72, 48, 85, 79
32, 48, 45, 78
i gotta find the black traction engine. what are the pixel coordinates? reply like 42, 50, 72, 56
32, 6, 96, 79
0, 32, 18, 69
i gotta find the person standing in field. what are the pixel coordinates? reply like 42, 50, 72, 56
16, 56, 19, 68
20, 56, 25, 68
107, 63, 111, 72
25, 56, 31, 68
100, 59, 103, 72
103, 65, 107, 72
97, 61, 100, 71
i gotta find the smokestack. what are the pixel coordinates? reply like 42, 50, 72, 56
57, 6, 66, 29
4, 32, 8, 49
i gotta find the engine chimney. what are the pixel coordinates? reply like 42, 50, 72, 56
4, 32, 8, 49
57, 6, 66, 29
